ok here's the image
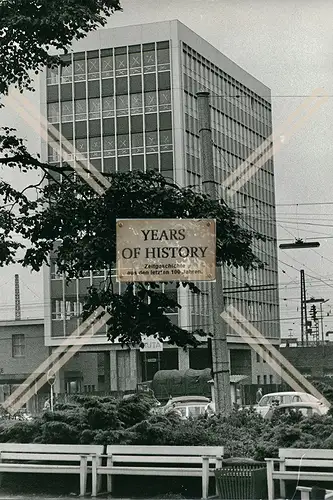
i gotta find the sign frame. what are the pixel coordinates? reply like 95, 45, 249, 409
116, 218, 216, 283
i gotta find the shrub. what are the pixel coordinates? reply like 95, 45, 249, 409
41, 409, 88, 430
117, 394, 154, 427
86, 402, 122, 430
38, 421, 80, 444
0, 421, 41, 443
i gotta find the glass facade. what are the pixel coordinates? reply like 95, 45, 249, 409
182, 43, 279, 340
46, 41, 173, 180
46, 32, 279, 343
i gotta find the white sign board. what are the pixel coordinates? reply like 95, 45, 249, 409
140, 336, 164, 352
116, 219, 216, 282
47, 370, 56, 386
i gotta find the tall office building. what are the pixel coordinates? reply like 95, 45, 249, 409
42, 20, 280, 395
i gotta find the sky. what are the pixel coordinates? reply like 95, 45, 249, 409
1, 0, 333, 340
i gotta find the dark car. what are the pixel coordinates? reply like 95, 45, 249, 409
264, 401, 329, 420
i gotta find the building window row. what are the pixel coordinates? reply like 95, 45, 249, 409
46, 41, 170, 86
48, 90, 172, 124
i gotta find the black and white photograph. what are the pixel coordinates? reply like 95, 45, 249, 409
0, 1, 333, 499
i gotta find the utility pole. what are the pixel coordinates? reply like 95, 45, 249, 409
306, 297, 329, 345
197, 91, 232, 416
300, 270, 308, 346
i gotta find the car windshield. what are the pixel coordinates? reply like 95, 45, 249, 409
259, 394, 302, 406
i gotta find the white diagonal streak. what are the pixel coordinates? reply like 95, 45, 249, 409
222, 311, 314, 395
221, 305, 330, 406
223, 88, 329, 197
2, 307, 108, 413
7, 312, 111, 415
6, 91, 111, 194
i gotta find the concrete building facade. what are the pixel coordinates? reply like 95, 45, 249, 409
41, 20, 280, 394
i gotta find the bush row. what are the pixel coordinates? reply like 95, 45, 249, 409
1, 394, 333, 460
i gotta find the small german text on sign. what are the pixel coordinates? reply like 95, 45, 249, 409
116, 218, 216, 282
140, 336, 164, 352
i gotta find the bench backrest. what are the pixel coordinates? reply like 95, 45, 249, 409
105, 445, 224, 464
279, 448, 333, 469
0, 443, 104, 461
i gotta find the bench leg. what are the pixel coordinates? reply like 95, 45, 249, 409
80, 455, 88, 497
91, 455, 98, 498
215, 457, 223, 497
279, 461, 286, 499
97, 457, 103, 493
106, 456, 113, 495
202, 456, 209, 500
266, 460, 275, 500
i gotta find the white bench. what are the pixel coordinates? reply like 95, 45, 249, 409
266, 448, 333, 500
297, 486, 333, 500
0, 443, 104, 496
91, 445, 224, 499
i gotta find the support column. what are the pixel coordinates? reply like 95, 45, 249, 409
110, 350, 118, 392
129, 349, 138, 391
103, 351, 111, 393
178, 348, 190, 371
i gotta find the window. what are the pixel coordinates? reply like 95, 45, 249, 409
117, 134, 129, 155
88, 98, 100, 119
256, 352, 261, 363
12, 334, 25, 358
144, 91, 157, 113
157, 44, 170, 71
88, 57, 100, 80
47, 67, 59, 85
130, 93, 142, 114
101, 54, 113, 78
61, 101, 73, 122
159, 130, 172, 151
131, 132, 143, 154
103, 136, 115, 156
115, 50, 127, 76
158, 90, 171, 111
89, 137, 101, 158
146, 131, 158, 152
61, 62, 72, 83
75, 138, 87, 158
74, 99, 87, 121
257, 375, 260, 385
143, 50, 155, 73
74, 58, 86, 81
102, 97, 115, 117
47, 103, 59, 123
48, 142, 60, 163
269, 375, 274, 384
263, 375, 267, 385
129, 49, 141, 74
116, 95, 128, 116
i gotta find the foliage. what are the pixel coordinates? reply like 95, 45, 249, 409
38, 421, 80, 444
116, 393, 157, 427
0, 0, 122, 98
0, 163, 265, 347
3, 396, 333, 459
0, 0, 267, 348
0, 420, 40, 443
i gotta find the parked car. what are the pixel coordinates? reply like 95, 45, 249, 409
264, 401, 330, 420
158, 395, 214, 418
255, 391, 322, 417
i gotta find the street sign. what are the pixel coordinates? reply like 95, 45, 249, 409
47, 370, 56, 386
116, 218, 216, 282
140, 336, 163, 352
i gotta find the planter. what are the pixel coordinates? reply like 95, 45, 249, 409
215, 459, 267, 500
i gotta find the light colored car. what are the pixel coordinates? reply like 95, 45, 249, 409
264, 401, 330, 420
255, 391, 321, 417
159, 396, 214, 418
